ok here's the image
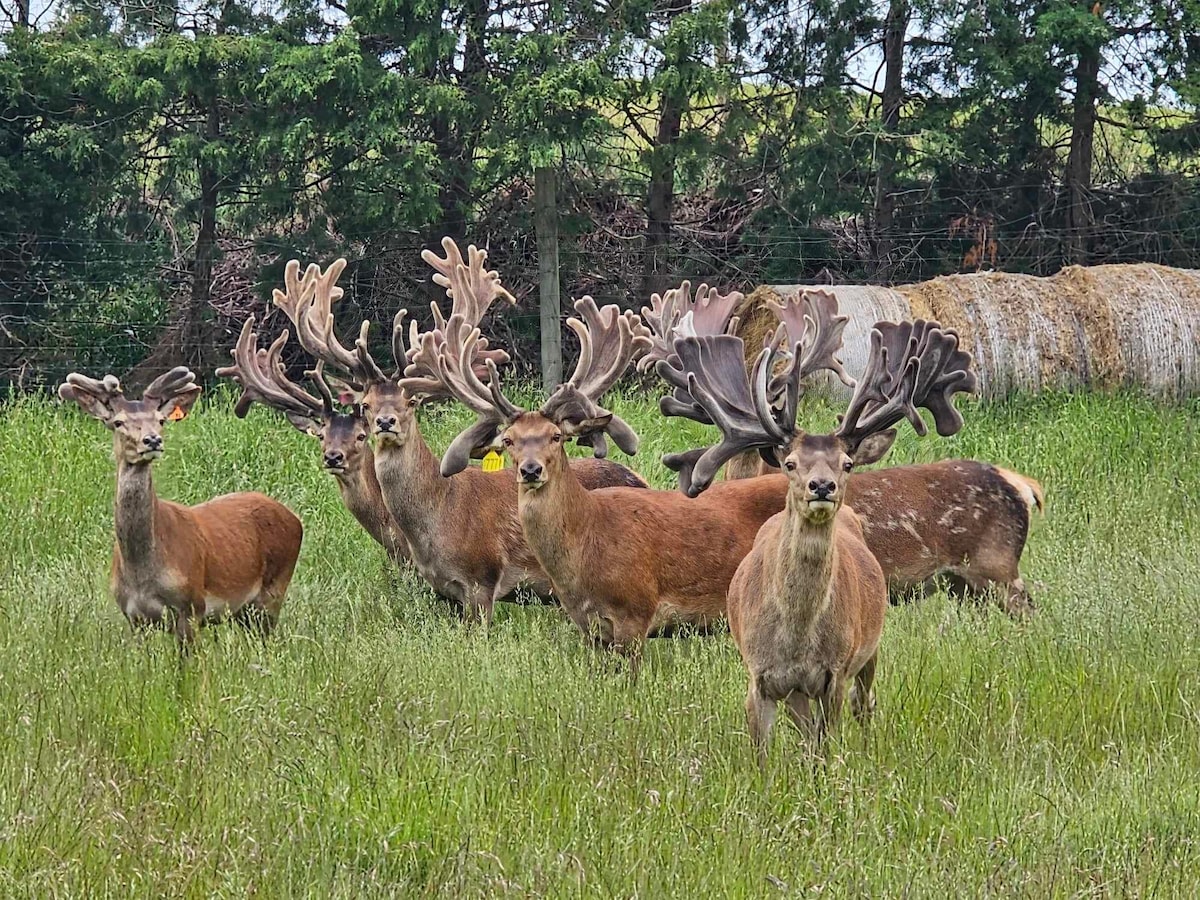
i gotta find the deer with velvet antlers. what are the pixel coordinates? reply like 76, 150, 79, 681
267, 239, 645, 623
679, 317, 976, 760
59, 368, 303, 645
411, 293, 799, 673
648, 286, 1042, 618
217, 260, 409, 567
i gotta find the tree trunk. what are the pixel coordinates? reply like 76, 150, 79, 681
534, 166, 562, 390
873, 0, 908, 273
185, 99, 220, 371
1065, 7, 1102, 267
641, 0, 691, 298
15, 0, 29, 27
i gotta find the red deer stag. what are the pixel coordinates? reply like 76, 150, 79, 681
217, 315, 410, 566
659, 289, 1042, 617
290, 240, 646, 622
670, 319, 974, 759
217, 260, 410, 566
58, 368, 303, 645
410, 296, 839, 674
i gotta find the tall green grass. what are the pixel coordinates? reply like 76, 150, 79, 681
0, 389, 1197, 897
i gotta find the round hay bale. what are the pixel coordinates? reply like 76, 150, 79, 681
733, 264, 1200, 399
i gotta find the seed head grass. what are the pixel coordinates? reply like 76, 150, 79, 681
0, 388, 1197, 896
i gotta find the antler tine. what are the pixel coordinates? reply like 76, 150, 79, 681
65, 372, 123, 398
637, 281, 742, 373
421, 237, 517, 333
143, 365, 197, 402
305, 360, 336, 418
764, 290, 854, 399
835, 319, 977, 446
216, 317, 322, 420
684, 284, 744, 339
657, 334, 791, 497
270, 257, 375, 386
390, 310, 409, 378
564, 297, 653, 401
638, 282, 688, 373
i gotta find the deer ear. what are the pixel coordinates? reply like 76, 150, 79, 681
758, 446, 782, 468
58, 384, 114, 422
161, 384, 202, 419
851, 429, 897, 466
561, 413, 612, 438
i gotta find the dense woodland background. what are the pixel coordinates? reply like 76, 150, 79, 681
2, 0, 1199, 387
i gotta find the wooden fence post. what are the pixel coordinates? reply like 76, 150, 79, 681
535, 166, 563, 390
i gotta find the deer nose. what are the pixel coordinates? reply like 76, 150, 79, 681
808, 478, 836, 500
519, 461, 543, 483
143, 434, 163, 451
324, 450, 345, 467
375, 414, 396, 433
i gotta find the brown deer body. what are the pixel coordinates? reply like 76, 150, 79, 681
707, 317, 977, 758
218, 267, 410, 568
272, 241, 646, 623
728, 503, 884, 760
643, 284, 1041, 617
60, 369, 303, 644
509, 430, 785, 645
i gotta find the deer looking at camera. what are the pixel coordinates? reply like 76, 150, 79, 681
217, 314, 409, 566
652, 289, 1042, 617
217, 260, 409, 566
58, 368, 303, 645
680, 318, 976, 760
411, 296, 830, 674
288, 240, 646, 622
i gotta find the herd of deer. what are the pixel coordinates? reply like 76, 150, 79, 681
59, 238, 1044, 756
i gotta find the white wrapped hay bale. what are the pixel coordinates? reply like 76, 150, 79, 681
732, 264, 1200, 399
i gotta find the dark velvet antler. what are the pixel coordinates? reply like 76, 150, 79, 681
835, 320, 977, 449
657, 332, 791, 497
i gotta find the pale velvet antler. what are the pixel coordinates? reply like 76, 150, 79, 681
638, 280, 743, 373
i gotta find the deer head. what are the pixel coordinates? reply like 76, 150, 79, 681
59, 367, 202, 466
216, 314, 374, 479
400, 295, 652, 485
657, 291, 977, 510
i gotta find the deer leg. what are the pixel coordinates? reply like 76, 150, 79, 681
782, 691, 815, 741
235, 603, 277, 641
813, 675, 847, 748
850, 654, 877, 726
746, 683, 777, 770
954, 567, 1035, 620
462, 588, 495, 630
171, 609, 196, 658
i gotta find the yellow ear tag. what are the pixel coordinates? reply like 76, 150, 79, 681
167, 405, 187, 421
481, 449, 505, 472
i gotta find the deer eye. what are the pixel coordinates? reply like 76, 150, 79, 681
502, 437, 514, 448
407, 397, 419, 408
357, 433, 367, 442
113, 420, 125, 428
843, 460, 854, 472
551, 433, 562, 443
784, 460, 796, 472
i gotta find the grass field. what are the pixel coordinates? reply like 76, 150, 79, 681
1, 388, 1198, 897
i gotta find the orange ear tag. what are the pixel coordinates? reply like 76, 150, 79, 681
167, 405, 187, 421
481, 450, 505, 472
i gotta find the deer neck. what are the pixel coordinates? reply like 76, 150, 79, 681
373, 421, 450, 543
114, 459, 159, 571
767, 491, 838, 635
517, 453, 591, 591
335, 445, 406, 561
